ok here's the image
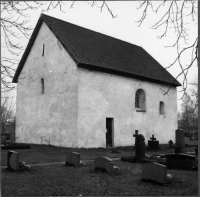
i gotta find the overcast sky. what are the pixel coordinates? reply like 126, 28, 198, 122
2, 1, 198, 111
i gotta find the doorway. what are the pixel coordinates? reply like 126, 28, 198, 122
106, 118, 114, 147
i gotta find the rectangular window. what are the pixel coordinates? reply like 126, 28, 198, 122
160, 101, 164, 115
41, 78, 44, 94
42, 44, 45, 56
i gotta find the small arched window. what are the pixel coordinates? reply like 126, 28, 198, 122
135, 92, 140, 108
135, 89, 146, 111
41, 78, 44, 94
160, 101, 165, 115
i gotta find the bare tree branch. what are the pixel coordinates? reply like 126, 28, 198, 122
70, 1, 76, 9
1, 1, 46, 91
88, 1, 118, 18
42, 1, 66, 13
136, 0, 198, 97
1, 1, 197, 97
136, 1, 154, 26
1, 1, 118, 91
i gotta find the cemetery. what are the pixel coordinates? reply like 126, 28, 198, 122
1, 129, 198, 196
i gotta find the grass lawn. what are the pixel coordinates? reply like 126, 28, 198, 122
1, 142, 197, 166
1, 143, 198, 196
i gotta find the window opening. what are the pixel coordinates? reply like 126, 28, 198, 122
41, 78, 44, 94
106, 118, 114, 147
42, 44, 45, 56
160, 101, 164, 115
135, 92, 140, 108
135, 89, 146, 111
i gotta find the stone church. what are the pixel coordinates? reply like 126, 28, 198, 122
13, 14, 181, 148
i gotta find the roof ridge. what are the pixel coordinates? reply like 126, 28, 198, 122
13, 13, 181, 86
41, 13, 142, 49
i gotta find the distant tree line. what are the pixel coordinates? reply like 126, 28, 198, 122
1, 95, 16, 138
178, 86, 198, 139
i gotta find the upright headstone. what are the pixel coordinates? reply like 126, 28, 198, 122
65, 152, 80, 167
142, 162, 167, 184
7, 151, 19, 171
148, 135, 159, 150
175, 129, 186, 153
94, 157, 114, 173
121, 131, 145, 163
135, 134, 145, 163
168, 140, 173, 148
133, 130, 139, 146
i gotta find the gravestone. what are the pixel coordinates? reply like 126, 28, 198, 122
175, 129, 186, 153
168, 140, 173, 148
165, 153, 197, 170
121, 131, 145, 163
148, 135, 159, 150
133, 130, 139, 146
142, 162, 167, 184
65, 152, 80, 167
135, 134, 145, 163
94, 157, 114, 173
7, 150, 19, 171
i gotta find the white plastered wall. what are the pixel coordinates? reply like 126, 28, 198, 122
16, 22, 78, 147
77, 68, 177, 148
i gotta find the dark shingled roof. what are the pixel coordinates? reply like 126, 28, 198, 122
13, 14, 181, 86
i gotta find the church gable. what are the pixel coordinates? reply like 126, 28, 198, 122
15, 22, 79, 147
17, 22, 78, 97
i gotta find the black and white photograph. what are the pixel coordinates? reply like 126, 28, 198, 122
1, 1, 198, 196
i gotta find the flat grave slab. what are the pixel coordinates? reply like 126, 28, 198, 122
165, 153, 197, 159
143, 154, 166, 165
165, 153, 197, 170
65, 152, 80, 167
175, 147, 186, 153
121, 156, 136, 163
142, 162, 167, 184
94, 157, 114, 173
